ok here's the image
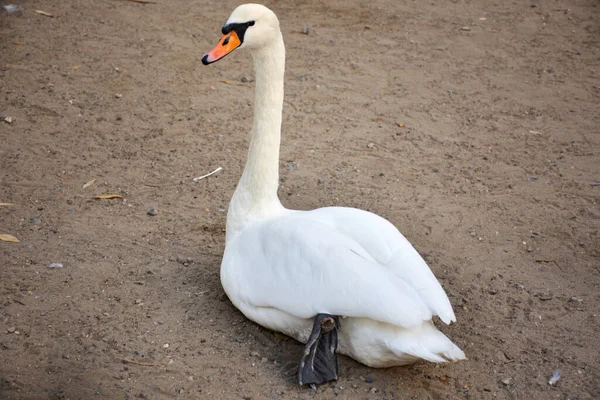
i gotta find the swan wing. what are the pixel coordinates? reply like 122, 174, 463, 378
222, 208, 453, 328
306, 207, 457, 324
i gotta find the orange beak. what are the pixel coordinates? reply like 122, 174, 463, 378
202, 31, 241, 65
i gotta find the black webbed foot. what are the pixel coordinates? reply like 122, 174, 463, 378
298, 313, 341, 386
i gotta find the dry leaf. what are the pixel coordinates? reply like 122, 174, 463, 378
83, 179, 96, 189
0, 203, 15, 206
34, 10, 55, 17
93, 194, 122, 199
0, 234, 20, 243
220, 79, 249, 86
119, 0, 157, 4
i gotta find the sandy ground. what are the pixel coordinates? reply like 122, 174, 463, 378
1, 0, 599, 398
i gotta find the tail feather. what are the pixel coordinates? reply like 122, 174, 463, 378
388, 321, 466, 363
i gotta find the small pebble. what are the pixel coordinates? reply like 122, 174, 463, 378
548, 369, 561, 386
147, 208, 158, 216
460, 26, 471, 31
7, 327, 16, 333
301, 26, 310, 35
568, 297, 582, 304
433, 168, 439, 173
176, 255, 192, 265
367, 142, 375, 149
240, 76, 254, 83
48, 263, 64, 269
3, 5, 21, 14
163, 343, 169, 349
135, 298, 142, 304
365, 377, 374, 383
501, 377, 512, 386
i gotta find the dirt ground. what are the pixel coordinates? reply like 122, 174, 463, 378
1, 0, 599, 398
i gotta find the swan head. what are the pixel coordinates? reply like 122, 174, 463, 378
202, 4, 280, 65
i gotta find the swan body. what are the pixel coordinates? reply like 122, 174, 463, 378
204, 3, 465, 370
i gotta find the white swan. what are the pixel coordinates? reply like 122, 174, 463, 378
202, 4, 465, 385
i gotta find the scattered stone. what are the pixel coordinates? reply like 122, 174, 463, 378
163, 343, 169, 349
29, 218, 41, 225
548, 369, 561, 386
250, 351, 261, 358
139, 394, 147, 399
1, 116, 14, 124
48, 263, 64, 269
7, 327, 16, 333
501, 377, 512, 386
3, 5, 22, 14
318, 178, 324, 185
433, 168, 439, 173
460, 26, 471, 31
366, 142, 375, 149
534, 292, 553, 301
301, 26, 310, 35
530, 3, 537, 7
370, 387, 378, 393
240, 76, 254, 83
135, 298, 142, 304
115, 93, 123, 99
568, 297, 582, 304
365, 377, 374, 383
147, 208, 158, 216
176, 256, 192, 265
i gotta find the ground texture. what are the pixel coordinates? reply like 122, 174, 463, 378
1, 0, 599, 399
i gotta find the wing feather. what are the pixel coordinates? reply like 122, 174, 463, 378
222, 207, 456, 328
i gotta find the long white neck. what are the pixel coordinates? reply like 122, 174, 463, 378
226, 34, 286, 241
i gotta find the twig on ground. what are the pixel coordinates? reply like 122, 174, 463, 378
119, 358, 164, 367
193, 167, 223, 181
